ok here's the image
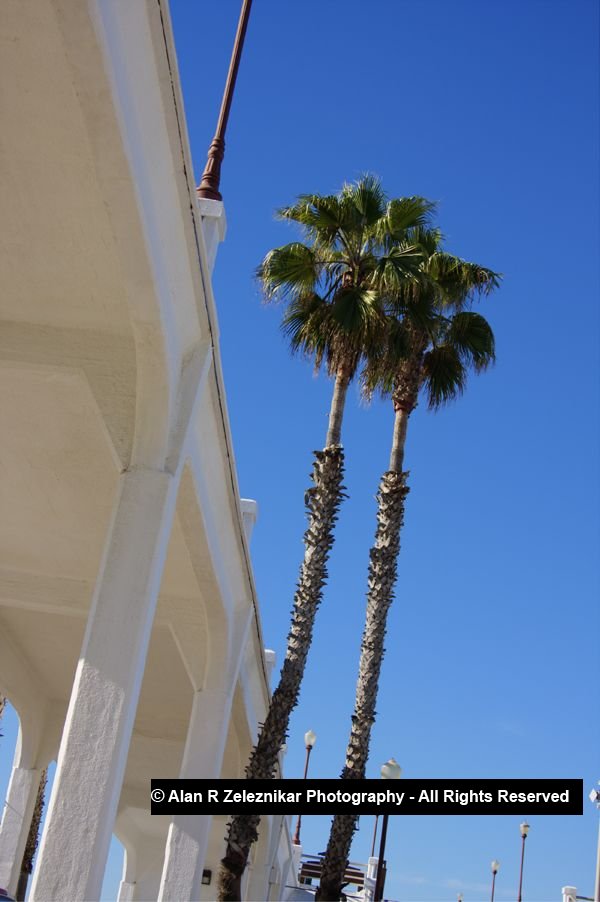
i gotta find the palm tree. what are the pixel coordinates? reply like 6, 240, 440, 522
316, 238, 500, 901
218, 177, 434, 901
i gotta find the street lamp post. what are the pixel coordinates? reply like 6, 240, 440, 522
292, 730, 316, 846
517, 822, 530, 902
196, 0, 253, 201
490, 860, 500, 902
590, 784, 600, 902
374, 758, 402, 902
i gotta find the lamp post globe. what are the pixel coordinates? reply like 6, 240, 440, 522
304, 729, 317, 749
380, 758, 402, 781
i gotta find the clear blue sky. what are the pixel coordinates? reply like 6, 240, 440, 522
2, 2, 598, 900
168, 0, 599, 898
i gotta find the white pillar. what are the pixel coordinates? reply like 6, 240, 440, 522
158, 602, 253, 902
30, 467, 179, 902
198, 198, 226, 273
246, 818, 272, 902
363, 856, 379, 902
265, 815, 284, 902
157, 686, 235, 902
0, 765, 43, 895
126, 833, 165, 902
265, 813, 286, 887
117, 844, 136, 902
562, 887, 577, 902
117, 880, 136, 902
264, 649, 276, 684
240, 498, 258, 544
275, 841, 301, 901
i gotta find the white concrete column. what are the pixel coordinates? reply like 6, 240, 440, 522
198, 198, 226, 273
0, 765, 43, 895
30, 467, 179, 902
267, 831, 298, 902
246, 818, 273, 902
363, 856, 379, 902
129, 834, 165, 902
240, 498, 258, 544
117, 843, 136, 902
265, 813, 286, 885
117, 880, 136, 902
562, 887, 577, 902
289, 842, 302, 887
157, 685, 235, 902
158, 604, 253, 902
264, 649, 276, 684
271, 841, 300, 901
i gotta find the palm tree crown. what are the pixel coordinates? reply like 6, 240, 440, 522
259, 176, 435, 445
365, 229, 499, 408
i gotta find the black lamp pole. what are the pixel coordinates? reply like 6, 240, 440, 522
373, 813, 389, 901
517, 822, 530, 902
293, 731, 316, 846
370, 814, 379, 858
373, 758, 401, 901
490, 861, 499, 902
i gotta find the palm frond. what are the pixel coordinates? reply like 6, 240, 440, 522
330, 286, 384, 339
340, 174, 387, 227
258, 243, 319, 302
361, 317, 411, 401
407, 226, 444, 256
372, 243, 426, 293
427, 253, 501, 308
421, 345, 467, 408
280, 293, 331, 369
446, 311, 496, 370
276, 194, 349, 254
377, 196, 437, 243
401, 294, 442, 336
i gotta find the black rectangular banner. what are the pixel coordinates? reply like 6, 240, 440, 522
150, 778, 582, 816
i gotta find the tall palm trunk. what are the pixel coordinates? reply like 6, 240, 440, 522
218, 371, 349, 901
16, 769, 47, 901
316, 463, 409, 899
317, 351, 423, 901
326, 367, 351, 447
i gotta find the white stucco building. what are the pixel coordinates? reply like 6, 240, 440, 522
0, 1, 297, 899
